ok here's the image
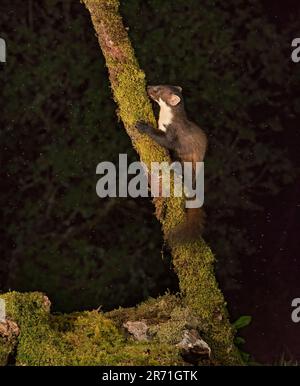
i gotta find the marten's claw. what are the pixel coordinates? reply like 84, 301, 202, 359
136, 121, 149, 133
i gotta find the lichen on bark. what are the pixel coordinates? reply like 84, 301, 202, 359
82, 0, 243, 365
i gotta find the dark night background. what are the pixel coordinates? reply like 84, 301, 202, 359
0, 0, 299, 364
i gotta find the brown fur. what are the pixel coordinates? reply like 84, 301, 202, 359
136, 85, 208, 243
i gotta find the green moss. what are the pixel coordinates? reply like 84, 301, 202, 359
171, 242, 242, 365
107, 293, 214, 365
107, 294, 181, 327
0, 290, 242, 365
0, 333, 16, 366
150, 306, 199, 345
0, 292, 185, 366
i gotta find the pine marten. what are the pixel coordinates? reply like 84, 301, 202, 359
136, 85, 207, 242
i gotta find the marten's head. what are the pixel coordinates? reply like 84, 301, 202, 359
147, 85, 183, 107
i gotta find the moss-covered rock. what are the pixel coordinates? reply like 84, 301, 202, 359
0, 291, 241, 366
0, 292, 195, 366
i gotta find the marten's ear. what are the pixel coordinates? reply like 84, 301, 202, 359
175, 86, 182, 92
168, 94, 181, 106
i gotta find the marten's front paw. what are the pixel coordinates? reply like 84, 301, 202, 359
136, 121, 150, 133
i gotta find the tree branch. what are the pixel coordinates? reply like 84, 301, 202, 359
83, 0, 242, 365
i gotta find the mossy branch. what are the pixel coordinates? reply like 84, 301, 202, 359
82, 0, 243, 365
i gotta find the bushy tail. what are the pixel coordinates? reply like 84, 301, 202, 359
168, 207, 206, 244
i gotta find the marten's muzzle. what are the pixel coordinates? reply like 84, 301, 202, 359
147, 85, 159, 101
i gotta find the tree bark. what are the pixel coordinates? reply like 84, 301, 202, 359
83, 0, 243, 365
